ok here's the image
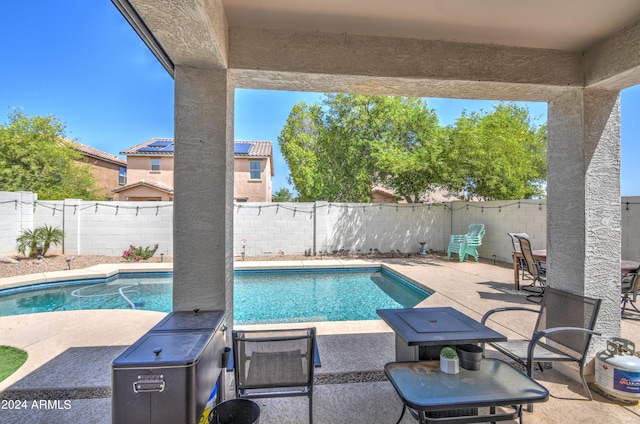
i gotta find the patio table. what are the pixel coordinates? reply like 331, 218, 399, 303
385, 359, 549, 424
376, 307, 506, 361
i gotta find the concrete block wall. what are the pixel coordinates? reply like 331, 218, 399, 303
319, 202, 448, 255
67, 201, 174, 256
622, 196, 640, 260
446, 200, 547, 263
233, 202, 315, 256
1, 191, 639, 262
0, 192, 36, 256
32, 200, 64, 243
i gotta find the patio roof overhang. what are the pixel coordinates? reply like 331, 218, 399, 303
113, 0, 640, 95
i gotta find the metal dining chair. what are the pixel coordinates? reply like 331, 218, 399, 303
508, 232, 533, 282
231, 327, 320, 424
515, 235, 546, 302
621, 267, 640, 317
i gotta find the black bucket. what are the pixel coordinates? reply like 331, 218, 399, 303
456, 344, 483, 371
209, 399, 260, 424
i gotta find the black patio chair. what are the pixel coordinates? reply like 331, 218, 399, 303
621, 266, 640, 318
508, 232, 533, 282
231, 327, 320, 424
515, 235, 546, 303
481, 287, 602, 410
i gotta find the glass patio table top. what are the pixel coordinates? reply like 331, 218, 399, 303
384, 358, 549, 424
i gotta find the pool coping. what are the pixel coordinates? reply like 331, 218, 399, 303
0, 259, 406, 292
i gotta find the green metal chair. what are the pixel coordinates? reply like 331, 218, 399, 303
447, 223, 485, 262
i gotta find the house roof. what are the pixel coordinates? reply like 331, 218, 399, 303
121, 138, 273, 158
112, 179, 174, 194
234, 140, 272, 157
69, 140, 126, 166
120, 138, 175, 156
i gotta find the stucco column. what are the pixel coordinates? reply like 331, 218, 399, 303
547, 88, 621, 343
173, 66, 234, 316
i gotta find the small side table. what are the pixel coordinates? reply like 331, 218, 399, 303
384, 359, 549, 424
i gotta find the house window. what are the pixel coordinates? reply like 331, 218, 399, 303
250, 161, 261, 179
119, 167, 127, 185
151, 158, 160, 171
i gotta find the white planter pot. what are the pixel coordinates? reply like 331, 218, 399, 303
440, 355, 460, 374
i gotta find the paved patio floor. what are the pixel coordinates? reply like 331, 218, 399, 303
1, 257, 639, 423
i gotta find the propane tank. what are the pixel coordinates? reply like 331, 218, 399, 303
595, 337, 640, 401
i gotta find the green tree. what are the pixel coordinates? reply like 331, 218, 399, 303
279, 94, 446, 202
446, 103, 547, 200
0, 110, 104, 200
272, 187, 296, 202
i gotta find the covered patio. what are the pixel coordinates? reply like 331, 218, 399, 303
110, 0, 640, 351
1, 258, 639, 422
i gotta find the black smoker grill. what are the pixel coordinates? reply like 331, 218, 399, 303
112, 310, 226, 424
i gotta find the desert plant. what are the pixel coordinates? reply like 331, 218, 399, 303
39, 225, 64, 256
16, 229, 41, 258
440, 347, 458, 359
122, 244, 159, 262
15, 225, 64, 258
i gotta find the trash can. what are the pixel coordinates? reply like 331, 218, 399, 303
209, 399, 260, 424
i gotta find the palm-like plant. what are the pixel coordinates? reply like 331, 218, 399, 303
15, 225, 64, 258
16, 229, 41, 258
39, 225, 64, 256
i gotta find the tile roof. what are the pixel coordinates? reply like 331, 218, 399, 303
69, 140, 126, 166
112, 180, 174, 194
120, 138, 175, 155
235, 140, 272, 157
120, 138, 273, 157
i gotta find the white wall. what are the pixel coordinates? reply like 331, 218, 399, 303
0, 192, 36, 255
1, 191, 639, 263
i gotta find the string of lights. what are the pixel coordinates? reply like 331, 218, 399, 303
2, 198, 639, 216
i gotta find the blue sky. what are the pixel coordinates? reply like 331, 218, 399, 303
2, 2, 639, 195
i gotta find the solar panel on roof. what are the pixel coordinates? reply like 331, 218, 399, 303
138, 147, 161, 152
149, 140, 173, 147
162, 145, 175, 152
234, 143, 252, 154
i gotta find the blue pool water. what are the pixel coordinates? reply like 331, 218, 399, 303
0, 268, 429, 324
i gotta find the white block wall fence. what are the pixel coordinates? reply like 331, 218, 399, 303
1, 191, 639, 262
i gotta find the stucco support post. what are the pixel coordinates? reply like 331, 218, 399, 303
173, 66, 234, 317
547, 88, 621, 346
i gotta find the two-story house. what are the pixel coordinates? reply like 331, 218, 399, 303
113, 138, 273, 202
71, 141, 127, 199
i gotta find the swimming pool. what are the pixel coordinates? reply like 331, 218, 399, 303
0, 268, 429, 324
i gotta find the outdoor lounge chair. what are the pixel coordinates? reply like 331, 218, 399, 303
447, 223, 485, 262
481, 287, 602, 410
231, 327, 320, 424
621, 266, 640, 318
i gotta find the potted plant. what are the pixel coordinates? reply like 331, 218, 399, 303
440, 347, 459, 374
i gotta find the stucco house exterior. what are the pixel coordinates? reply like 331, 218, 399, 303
114, 138, 273, 201
71, 141, 127, 199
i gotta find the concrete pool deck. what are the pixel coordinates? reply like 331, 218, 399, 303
1, 258, 640, 423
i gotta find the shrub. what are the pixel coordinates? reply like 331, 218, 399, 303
122, 244, 159, 262
15, 225, 64, 258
